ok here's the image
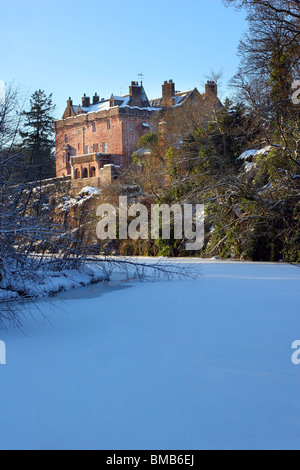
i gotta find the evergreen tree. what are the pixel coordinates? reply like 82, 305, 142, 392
19, 89, 56, 181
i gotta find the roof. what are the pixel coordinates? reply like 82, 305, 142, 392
64, 95, 160, 120
60, 85, 207, 121
76, 100, 111, 114
149, 90, 194, 108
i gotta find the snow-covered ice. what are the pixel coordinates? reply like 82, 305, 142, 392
0, 260, 299, 450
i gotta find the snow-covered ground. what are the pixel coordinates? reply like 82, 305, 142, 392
0, 264, 107, 302
0, 260, 299, 450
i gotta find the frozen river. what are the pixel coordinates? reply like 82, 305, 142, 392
0, 260, 299, 450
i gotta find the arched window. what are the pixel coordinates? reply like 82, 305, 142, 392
82, 168, 88, 179
90, 166, 96, 178
75, 168, 80, 180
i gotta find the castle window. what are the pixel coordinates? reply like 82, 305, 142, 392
92, 122, 96, 132
107, 119, 111, 130
65, 135, 68, 143
103, 142, 108, 154
93, 144, 99, 153
85, 145, 90, 155
130, 122, 134, 131
67, 152, 71, 164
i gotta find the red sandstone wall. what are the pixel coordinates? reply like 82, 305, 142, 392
121, 115, 151, 166
55, 125, 81, 177
55, 117, 124, 176
86, 117, 123, 155
55, 111, 153, 177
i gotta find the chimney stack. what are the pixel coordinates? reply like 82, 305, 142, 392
205, 81, 218, 97
129, 81, 143, 107
93, 93, 100, 105
82, 93, 90, 108
62, 97, 75, 119
162, 79, 175, 108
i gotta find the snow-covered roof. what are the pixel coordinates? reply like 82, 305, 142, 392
64, 92, 155, 120
112, 95, 128, 102
80, 100, 111, 113
149, 90, 193, 108
61, 86, 197, 121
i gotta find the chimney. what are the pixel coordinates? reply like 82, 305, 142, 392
82, 93, 90, 108
162, 80, 175, 108
129, 81, 142, 107
205, 81, 218, 97
93, 93, 100, 105
63, 97, 75, 119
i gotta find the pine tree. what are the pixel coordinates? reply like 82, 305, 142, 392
19, 89, 56, 181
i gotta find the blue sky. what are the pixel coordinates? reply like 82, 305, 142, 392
0, 0, 247, 118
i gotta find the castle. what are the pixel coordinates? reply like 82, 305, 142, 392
54, 79, 220, 186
